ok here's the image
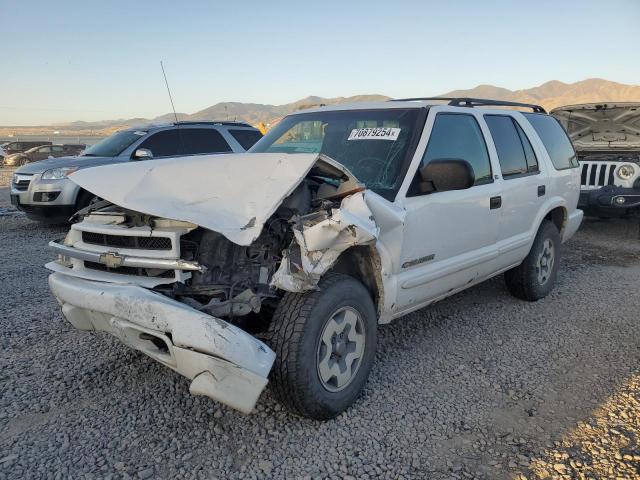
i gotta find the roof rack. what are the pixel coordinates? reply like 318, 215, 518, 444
173, 120, 254, 128
390, 97, 546, 113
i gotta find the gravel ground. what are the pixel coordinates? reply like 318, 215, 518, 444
1, 185, 639, 480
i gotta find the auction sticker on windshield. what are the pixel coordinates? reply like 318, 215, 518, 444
348, 127, 400, 141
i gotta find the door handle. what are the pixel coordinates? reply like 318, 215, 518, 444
538, 185, 546, 197
490, 196, 502, 209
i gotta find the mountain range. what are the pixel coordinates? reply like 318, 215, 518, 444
3, 78, 639, 136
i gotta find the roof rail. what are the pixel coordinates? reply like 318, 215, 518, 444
390, 97, 546, 113
173, 120, 254, 128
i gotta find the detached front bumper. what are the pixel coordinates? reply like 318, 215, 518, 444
579, 185, 640, 209
48, 272, 276, 414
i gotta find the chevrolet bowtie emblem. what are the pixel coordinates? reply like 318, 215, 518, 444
99, 251, 124, 268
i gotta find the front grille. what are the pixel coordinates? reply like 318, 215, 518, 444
81, 231, 172, 250
13, 180, 30, 191
580, 162, 617, 188
84, 261, 175, 278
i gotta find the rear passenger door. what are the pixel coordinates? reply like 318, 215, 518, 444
483, 114, 545, 267
396, 111, 502, 311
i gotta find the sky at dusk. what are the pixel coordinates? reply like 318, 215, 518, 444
1, 0, 638, 125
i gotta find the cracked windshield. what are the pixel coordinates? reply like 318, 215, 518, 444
251, 108, 421, 193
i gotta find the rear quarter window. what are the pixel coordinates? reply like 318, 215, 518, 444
229, 129, 263, 150
178, 128, 232, 155
524, 113, 578, 170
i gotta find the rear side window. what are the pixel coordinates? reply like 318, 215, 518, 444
421, 113, 492, 185
485, 115, 538, 177
178, 128, 232, 155
229, 129, 263, 150
524, 113, 578, 170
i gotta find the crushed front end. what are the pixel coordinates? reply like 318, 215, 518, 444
47, 208, 277, 414
46, 153, 384, 414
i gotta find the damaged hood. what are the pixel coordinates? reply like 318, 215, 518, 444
551, 103, 640, 151
69, 152, 356, 246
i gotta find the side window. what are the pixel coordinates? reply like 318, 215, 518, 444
514, 121, 538, 172
229, 129, 263, 150
413, 113, 492, 194
138, 130, 180, 158
51, 145, 64, 152
523, 113, 578, 170
178, 128, 232, 155
39, 146, 52, 153
484, 115, 531, 177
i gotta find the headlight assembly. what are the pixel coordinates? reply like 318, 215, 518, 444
616, 164, 636, 180
42, 167, 79, 180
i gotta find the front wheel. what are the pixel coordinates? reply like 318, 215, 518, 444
267, 273, 377, 420
504, 220, 561, 301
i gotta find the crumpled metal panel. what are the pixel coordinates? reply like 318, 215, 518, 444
69, 153, 319, 246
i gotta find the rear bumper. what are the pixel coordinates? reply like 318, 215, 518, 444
48, 272, 276, 414
563, 209, 583, 243
579, 186, 640, 209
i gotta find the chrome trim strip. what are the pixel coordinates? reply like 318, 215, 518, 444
49, 239, 206, 272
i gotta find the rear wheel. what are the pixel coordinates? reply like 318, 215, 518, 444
267, 273, 377, 420
504, 220, 561, 301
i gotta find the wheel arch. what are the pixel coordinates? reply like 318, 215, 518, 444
543, 205, 567, 236
328, 245, 385, 317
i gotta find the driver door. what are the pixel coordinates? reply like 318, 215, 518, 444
394, 110, 502, 313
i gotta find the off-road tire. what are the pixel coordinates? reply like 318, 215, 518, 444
504, 220, 561, 301
267, 273, 377, 420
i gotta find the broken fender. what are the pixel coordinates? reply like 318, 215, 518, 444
271, 191, 380, 291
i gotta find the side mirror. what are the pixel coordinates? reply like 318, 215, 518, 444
419, 158, 475, 194
133, 148, 153, 160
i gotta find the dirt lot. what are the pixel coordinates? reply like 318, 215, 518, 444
1, 184, 639, 480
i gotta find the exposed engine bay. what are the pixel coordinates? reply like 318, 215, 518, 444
63, 155, 378, 330
577, 152, 640, 164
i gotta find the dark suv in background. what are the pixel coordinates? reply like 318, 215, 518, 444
10, 121, 262, 222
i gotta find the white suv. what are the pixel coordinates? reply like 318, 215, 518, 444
46, 98, 583, 419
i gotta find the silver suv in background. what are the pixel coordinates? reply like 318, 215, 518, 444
10, 121, 262, 223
